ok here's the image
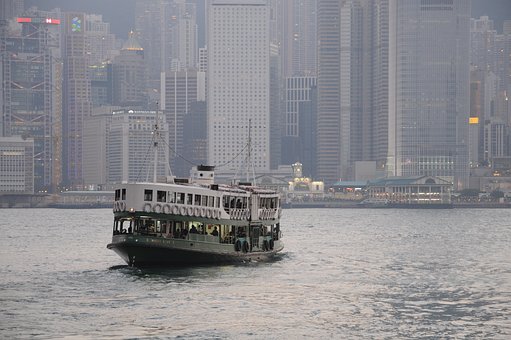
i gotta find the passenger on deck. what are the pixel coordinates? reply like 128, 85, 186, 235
190, 225, 198, 234
128, 226, 132, 234
211, 226, 219, 236
181, 227, 188, 239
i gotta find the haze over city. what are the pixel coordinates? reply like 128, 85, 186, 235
1, 0, 511, 197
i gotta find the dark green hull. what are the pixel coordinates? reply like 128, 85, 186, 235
107, 235, 282, 267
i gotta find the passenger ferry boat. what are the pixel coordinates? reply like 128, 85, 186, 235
107, 118, 283, 266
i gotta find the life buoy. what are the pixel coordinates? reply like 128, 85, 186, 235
235, 240, 242, 252
113, 202, 118, 212
269, 239, 274, 250
242, 241, 250, 253
172, 205, 179, 215
187, 206, 193, 216
194, 207, 200, 216
180, 206, 187, 215
163, 204, 171, 214
143, 203, 152, 213
215, 210, 220, 219
200, 207, 206, 218
121, 201, 126, 211
206, 209, 212, 219
153, 203, 162, 213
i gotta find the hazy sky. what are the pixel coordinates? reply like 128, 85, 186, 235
25, 0, 511, 37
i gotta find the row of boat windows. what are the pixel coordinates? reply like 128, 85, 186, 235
146, 190, 221, 208
113, 217, 281, 244
114, 188, 279, 209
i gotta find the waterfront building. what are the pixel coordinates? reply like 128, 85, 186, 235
0, 136, 34, 194
207, 0, 270, 173
386, 0, 471, 189
366, 176, 453, 206
1, 13, 63, 192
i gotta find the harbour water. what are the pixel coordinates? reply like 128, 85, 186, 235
0, 208, 510, 339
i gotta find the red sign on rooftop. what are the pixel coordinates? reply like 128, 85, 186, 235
17, 17, 61, 25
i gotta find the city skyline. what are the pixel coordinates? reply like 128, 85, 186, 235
1, 0, 511, 194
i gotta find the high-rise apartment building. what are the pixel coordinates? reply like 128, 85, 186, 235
387, 0, 471, 189
1, 13, 63, 192
207, 0, 270, 174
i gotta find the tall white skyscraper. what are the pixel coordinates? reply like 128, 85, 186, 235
207, 0, 270, 173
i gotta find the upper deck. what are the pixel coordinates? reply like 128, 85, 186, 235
113, 181, 281, 222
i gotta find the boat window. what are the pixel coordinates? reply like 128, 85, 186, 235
216, 197, 220, 208
168, 191, 175, 203
157, 190, 166, 202
144, 189, 153, 201
177, 193, 185, 204
115, 189, 120, 201
187, 193, 193, 205
208, 196, 214, 207
242, 197, 247, 209
194, 194, 201, 206
202, 195, 208, 206
122, 188, 126, 200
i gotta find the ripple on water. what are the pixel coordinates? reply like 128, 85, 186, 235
0, 208, 510, 338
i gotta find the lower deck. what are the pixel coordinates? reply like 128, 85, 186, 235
109, 213, 283, 266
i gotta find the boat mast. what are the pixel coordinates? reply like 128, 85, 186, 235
246, 119, 251, 183
153, 110, 159, 183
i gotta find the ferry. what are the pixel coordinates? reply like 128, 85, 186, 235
107, 117, 283, 267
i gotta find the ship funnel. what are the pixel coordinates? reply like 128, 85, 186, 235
190, 165, 215, 185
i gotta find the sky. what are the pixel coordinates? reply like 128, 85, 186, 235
24, 0, 511, 37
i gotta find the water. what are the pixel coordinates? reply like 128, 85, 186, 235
0, 208, 510, 339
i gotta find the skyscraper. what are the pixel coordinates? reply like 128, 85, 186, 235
278, 0, 317, 77
62, 12, 92, 189
1, 12, 63, 192
316, 0, 341, 183
387, 0, 471, 189
207, 0, 270, 174
112, 31, 147, 108
108, 110, 169, 183
162, 70, 205, 176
